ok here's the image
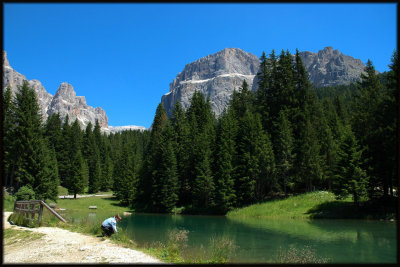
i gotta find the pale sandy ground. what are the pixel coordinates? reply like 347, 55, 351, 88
3, 212, 162, 264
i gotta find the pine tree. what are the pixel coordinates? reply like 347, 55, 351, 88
234, 111, 261, 206
171, 101, 192, 206
58, 115, 72, 187
254, 127, 275, 201
379, 50, 398, 197
352, 59, 386, 199
11, 81, 44, 190
296, 118, 324, 192
113, 143, 136, 205
275, 109, 295, 197
255, 51, 271, 127
44, 113, 63, 153
68, 150, 88, 199
3, 86, 16, 188
151, 123, 179, 212
186, 92, 217, 211
214, 108, 238, 212
136, 103, 169, 210
332, 125, 369, 205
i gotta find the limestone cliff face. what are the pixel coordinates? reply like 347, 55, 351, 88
47, 82, 108, 128
299, 46, 366, 87
3, 51, 53, 120
161, 47, 367, 117
3, 51, 108, 128
161, 48, 260, 117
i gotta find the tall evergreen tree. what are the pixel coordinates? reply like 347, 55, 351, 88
113, 143, 136, 205
234, 111, 263, 206
186, 91, 216, 211
255, 51, 271, 128
214, 108, 238, 212
3, 86, 16, 188
275, 109, 295, 197
332, 125, 369, 205
151, 123, 179, 212
352, 59, 386, 199
136, 103, 169, 209
10, 81, 59, 200
11, 81, 44, 190
171, 101, 192, 206
58, 115, 72, 187
68, 150, 88, 199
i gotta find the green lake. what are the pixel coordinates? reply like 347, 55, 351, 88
117, 213, 397, 264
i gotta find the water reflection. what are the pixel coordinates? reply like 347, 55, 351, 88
117, 213, 396, 263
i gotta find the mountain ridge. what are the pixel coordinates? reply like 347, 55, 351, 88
161, 46, 368, 117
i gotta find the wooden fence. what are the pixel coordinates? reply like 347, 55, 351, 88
13, 200, 66, 223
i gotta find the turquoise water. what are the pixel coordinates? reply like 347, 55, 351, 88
118, 213, 397, 263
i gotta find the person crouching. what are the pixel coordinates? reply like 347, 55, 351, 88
101, 214, 122, 237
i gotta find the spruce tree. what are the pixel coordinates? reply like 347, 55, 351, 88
136, 103, 169, 210
151, 123, 179, 212
275, 109, 295, 197
214, 108, 238, 212
3, 86, 16, 188
255, 51, 271, 127
58, 115, 72, 187
186, 91, 216, 211
234, 111, 260, 206
68, 150, 88, 199
113, 143, 136, 205
352, 59, 386, 199
171, 101, 192, 206
11, 81, 44, 190
254, 127, 275, 201
332, 125, 369, 205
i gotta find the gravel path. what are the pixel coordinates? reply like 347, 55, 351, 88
3, 212, 162, 264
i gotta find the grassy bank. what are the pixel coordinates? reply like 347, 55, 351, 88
227, 191, 397, 220
6, 194, 235, 263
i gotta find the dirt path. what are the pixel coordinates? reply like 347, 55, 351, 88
3, 212, 162, 264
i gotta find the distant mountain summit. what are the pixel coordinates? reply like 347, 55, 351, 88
3, 51, 109, 129
299, 46, 366, 87
162, 48, 260, 117
161, 47, 367, 117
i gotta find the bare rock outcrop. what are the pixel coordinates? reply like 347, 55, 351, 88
299, 46, 366, 87
161, 48, 260, 117
3, 51, 108, 129
161, 47, 367, 117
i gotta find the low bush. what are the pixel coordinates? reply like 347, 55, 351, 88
276, 245, 330, 263
14, 186, 36, 201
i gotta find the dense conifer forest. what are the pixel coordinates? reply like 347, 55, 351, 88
3, 49, 397, 214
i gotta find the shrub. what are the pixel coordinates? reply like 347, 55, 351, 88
208, 235, 237, 263
15, 186, 36, 201
8, 212, 38, 228
276, 245, 330, 263
165, 229, 189, 262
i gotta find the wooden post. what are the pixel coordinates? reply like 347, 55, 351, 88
38, 203, 44, 222
30, 204, 35, 219
40, 201, 67, 223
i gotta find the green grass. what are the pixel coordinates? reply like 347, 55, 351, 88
3, 190, 16, 212
227, 191, 397, 220
227, 191, 341, 219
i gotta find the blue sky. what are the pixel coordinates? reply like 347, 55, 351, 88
4, 3, 397, 128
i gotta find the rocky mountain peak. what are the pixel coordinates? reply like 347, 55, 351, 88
299, 46, 365, 87
54, 82, 76, 99
162, 47, 368, 117
3, 51, 108, 129
3, 51, 10, 68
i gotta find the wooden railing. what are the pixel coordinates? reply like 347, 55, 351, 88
13, 200, 66, 223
